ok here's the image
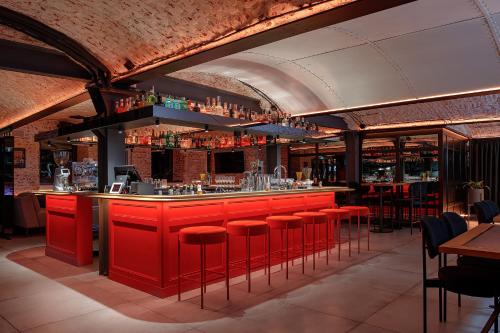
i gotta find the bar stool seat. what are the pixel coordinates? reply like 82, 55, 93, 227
178, 225, 228, 309
341, 206, 371, 253
179, 226, 226, 245
227, 220, 268, 236
320, 208, 351, 260
266, 215, 304, 283
227, 220, 268, 293
294, 212, 328, 268
267, 215, 303, 229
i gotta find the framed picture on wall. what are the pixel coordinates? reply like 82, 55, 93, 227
13, 148, 26, 168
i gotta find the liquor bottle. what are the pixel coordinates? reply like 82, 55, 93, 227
232, 104, 239, 119
164, 95, 172, 109
193, 102, 200, 112
223, 102, 229, 117
146, 88, 156, 105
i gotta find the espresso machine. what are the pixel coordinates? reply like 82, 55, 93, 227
53, 151, 71, 192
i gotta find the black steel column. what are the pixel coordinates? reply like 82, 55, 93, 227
345, 131, 361, 185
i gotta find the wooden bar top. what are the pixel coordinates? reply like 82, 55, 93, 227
34, 186, 352, 202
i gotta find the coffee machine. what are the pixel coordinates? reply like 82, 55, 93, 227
53, 151, 71, 192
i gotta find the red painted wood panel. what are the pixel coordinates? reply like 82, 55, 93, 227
107, 191, 336, 297
45, 195, 92, 266
108, 201, 163, 293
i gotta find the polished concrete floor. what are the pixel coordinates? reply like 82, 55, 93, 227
0, 227, 495, 333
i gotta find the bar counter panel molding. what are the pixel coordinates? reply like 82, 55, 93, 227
45, 195, 93, 266
107, 191, 336, 297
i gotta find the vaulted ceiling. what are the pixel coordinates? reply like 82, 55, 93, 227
0, 0, 355, 128
177, 0, 500, 136
1, 0, 499, 138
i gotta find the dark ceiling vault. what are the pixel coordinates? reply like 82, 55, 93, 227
0, 5, 110, 86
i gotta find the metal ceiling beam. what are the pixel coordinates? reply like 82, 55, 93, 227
116, 0, 416, 85
0, 5, 110, 86
0, 39, 91, 80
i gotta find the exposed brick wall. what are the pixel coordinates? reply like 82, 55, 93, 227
173, 150, 208, 183
12, 119, 59, 195
75, 145, 98, 161
127, 147, 152, 179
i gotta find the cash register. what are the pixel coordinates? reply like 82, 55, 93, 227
113, 165, 153, 195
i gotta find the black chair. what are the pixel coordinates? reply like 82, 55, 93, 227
485, 200, 500, 217
421, 216, 450, 332
396, 182, 424, 234
475, 201, 495, 224
422, 216, 500, 333
442, 212, 467, 238
423, 181, 439, 217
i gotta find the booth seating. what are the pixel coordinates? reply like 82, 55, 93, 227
14, 192, 46, 232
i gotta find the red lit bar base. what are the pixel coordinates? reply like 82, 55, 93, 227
45, 194, 93, 266
107, 191, 336, 297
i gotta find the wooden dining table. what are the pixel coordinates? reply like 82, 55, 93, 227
439, 224, 500, 260
439, 223, 500, 333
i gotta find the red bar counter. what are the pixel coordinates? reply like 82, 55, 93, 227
44, 193, 93, 266
96, 188, 349, 297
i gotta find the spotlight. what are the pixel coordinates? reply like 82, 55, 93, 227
276, 135, 280, 140
118, 125, 124, 134
155, 118, 160, 127
258, 145, 261, 151
231, 148, 235, 153
359, 123, 366, 129
66, 137, 71, 143
204, 124, 209, 133
47, 140, 52, 147
243, 130, 248, 136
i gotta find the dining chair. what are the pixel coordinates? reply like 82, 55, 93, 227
422, 216, 500, 333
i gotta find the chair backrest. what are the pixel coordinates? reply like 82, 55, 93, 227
484, 200, 500, 216
421, 216, 451, 259
427, 181, 439, 195
442, 212, 467, 237
409, 182, 424, 198
14, 193, 40, 228
474, 201, 493, 224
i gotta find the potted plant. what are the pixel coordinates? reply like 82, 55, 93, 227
463, 180, 489, 204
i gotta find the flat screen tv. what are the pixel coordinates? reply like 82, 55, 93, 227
215, 151, 244, 173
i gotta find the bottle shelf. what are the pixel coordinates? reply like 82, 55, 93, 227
54, 105, 331, 144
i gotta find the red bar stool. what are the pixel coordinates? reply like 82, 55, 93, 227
341, 206, 371, 253
266, 215, 304, 284
226, 220, 268, 293
293, 212, 328, 268
319, 208, 351, 260
178, 225, 228, 309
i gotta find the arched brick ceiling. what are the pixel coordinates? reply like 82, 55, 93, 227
0, 0, 354, 76
179, 0, 500, 137
0, 0, 356, 129
0, 70, 86, 127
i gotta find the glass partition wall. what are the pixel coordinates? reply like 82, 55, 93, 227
360, 128, 468, 216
